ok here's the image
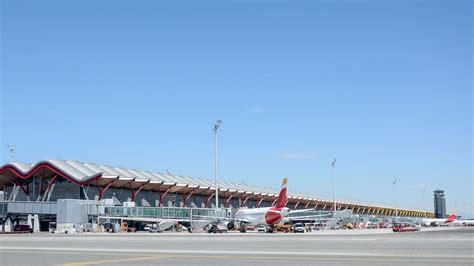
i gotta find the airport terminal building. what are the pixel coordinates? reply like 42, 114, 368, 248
0, 159, 433, 229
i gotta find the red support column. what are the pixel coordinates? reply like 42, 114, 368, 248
39, 168, 46, 198
256, 197, 265, 208
241, 196, 250, 207
20, 184, 29, 196
13, 180, 29, 197
39, 178, 44, 198
224, 194, 234, 208
131, 181, 149, 201
294, 201, 300, 209
322, 204, 327, 210
305, 202, 310, 209
204, 193, 215, 208
158, 188, 172, 207
96, 177, 119, 200
183, 189, 196, 207
272, 198, 277, 206
40, 175, 58, 197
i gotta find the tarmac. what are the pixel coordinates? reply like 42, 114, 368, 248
0, 227, 472, 265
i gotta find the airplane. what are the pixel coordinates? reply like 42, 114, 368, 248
451, 218, 474, 226
421, 213, 456, 227
233, 177, 290, 233
207, 177, 331, 233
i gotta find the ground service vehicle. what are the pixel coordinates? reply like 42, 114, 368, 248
208, 223, 227, 233
13, 224, 33, 233
144, 224, 153, 231
293, 223, 305, 233
257, 226, 268, 232
104, 223, 116, 233
149, 227, 162, 233
313, 223, 325, 230
393, 223, 420, 232
274, 224, 292, 233
49, 222, 57, 233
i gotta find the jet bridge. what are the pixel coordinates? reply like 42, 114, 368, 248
0, 200, 230, 232
95, 205, 230, 221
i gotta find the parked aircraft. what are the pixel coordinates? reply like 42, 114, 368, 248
421, 213, 455, 227
232, 177, 290, 232
451, 218, 474, 226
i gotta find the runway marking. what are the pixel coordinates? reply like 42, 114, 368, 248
2, 249, 472, 264
2, 250, 145, 257
178, 255, 473, 263
1, 246, 473, 260
61, 255, 169, 265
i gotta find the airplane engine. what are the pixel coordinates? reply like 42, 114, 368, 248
280, 207, 289, 218
225, 221, 235, 230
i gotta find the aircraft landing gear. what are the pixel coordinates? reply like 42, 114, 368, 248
267, 225, 274, 233
240, 222, 247, 233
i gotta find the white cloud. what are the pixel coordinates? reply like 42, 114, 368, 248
280, 152, 313, 160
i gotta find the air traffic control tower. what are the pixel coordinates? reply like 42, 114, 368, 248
433, 190, 446, 218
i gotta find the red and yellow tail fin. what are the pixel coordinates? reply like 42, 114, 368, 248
445, 213, 456, 223
275, 177, 287, 208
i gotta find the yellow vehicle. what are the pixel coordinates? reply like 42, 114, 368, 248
274, 223, 292, 233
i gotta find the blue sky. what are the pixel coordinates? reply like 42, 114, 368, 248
1, 0, 472, 216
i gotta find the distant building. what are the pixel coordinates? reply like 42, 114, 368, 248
433, 190, 446, 218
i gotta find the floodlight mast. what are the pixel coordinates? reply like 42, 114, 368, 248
332, 159, 336, 216
393, 178, 398, 221
7, 145, 15, 162
422, 187, 426, 218
213, 120, 222, 217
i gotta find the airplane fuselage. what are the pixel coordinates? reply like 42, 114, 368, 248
421, 213, 455, 226
235, 206, 289, 226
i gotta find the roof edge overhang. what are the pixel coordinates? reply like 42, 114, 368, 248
0, 161, 102, 186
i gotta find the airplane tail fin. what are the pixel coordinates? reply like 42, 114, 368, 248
275, 177, 287, 208
445, 213, 456, 223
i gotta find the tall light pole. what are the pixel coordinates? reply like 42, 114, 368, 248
393, 178, 398, 221
422, 188, 426, 218
331, 159, 337, 216
213, 120, 222, 215
7, 145, 15, 162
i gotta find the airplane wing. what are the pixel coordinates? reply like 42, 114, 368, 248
288, 209, 332, 216
289, 209, 319, 214
235, 218, 251, 224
